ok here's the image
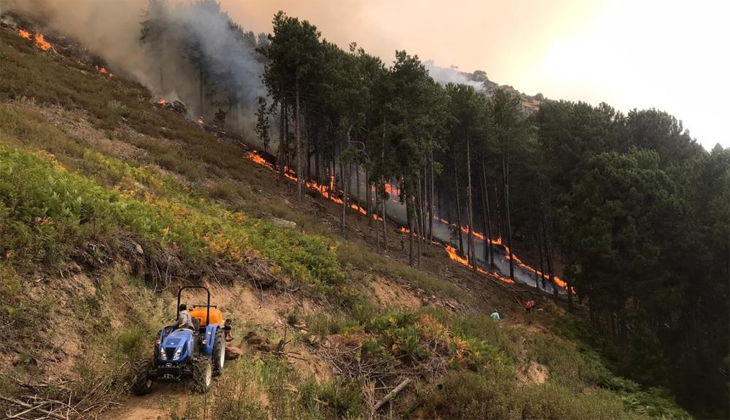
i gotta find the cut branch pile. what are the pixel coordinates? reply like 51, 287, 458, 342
319, 337, 448, 409
0, 373, 122, 420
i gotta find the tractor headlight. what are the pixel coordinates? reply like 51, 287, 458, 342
173, 348, 182, 360
160, 347, 167, 360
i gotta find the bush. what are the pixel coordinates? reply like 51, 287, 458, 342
420, 368, 638, 420
313, 378, 365, 419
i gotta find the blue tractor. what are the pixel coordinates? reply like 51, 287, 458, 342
131, 286, 226, 395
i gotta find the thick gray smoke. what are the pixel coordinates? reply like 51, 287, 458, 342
5, 0, 267, 138
424, 60, 485, 92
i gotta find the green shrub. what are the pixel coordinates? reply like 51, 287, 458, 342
420, 367, 640, 420
314, 378, 365, 419
209, 178, 241, 202
115, 327, 149, 363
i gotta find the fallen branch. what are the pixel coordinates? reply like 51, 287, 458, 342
0, 396, 66, 420
6, 402, 47, 419
373, 378, 411, 411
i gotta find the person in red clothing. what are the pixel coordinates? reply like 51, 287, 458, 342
525, 300, 533, 314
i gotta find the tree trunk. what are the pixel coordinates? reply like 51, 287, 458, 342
418, 170, 425, 242
375, 185, 380, 252
480, 160, 495, 269
503, 154, 514, 280
542, 212, 556, 297
341, 162, 347, 236
315, 135, 321, 185
295, 78, 303, 201
199, 65, 204, 117
466, 137, 477, 276
429, 150, 435, 243
284, 98, 290, 169
366, 172, 372, 227
453, 152, 464, 256
538, 232, 546, 290
356, 164, 361, 212
415, 194, 421, 267
278, 100, 285, 183
532, 235, 540, 288
382, 180, 387, 251
407, 193, 414, 267
381, 119, 387, 251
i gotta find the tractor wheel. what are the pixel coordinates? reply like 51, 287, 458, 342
213, 333, 225, 376
192, 357, 213, 393
131, 359, 154, 396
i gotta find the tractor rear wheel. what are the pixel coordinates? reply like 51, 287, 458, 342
213, 333, 225, 376
131, 359, 154, 396
192, 357, 213, 393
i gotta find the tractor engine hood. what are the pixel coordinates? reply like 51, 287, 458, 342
159, 329, 193, 363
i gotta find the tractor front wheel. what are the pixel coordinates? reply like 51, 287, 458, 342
131, 359, 154, 396
192, 357, 213, 393
213, 333, 225, 376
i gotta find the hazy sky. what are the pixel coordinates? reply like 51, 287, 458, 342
220, 0, 729, 150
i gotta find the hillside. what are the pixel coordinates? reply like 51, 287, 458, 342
0, 21, 700, 420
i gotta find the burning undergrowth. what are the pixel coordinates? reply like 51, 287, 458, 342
243, 148, 570, 293
1, 12, 115, 77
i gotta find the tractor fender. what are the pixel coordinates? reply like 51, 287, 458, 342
202, 325, 219, 356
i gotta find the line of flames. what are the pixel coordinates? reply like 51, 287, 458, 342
246, 151, 380, 220
244, 150, 570, 292
437, 216, 570, 290
18, 28, 51, 51
18, 28, 113, 77
18, 29, 51, 52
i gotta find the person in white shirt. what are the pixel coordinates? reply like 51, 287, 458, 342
176, 304, 194, 330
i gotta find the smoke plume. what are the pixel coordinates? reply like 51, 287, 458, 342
5, 0, 268, 138
424, 60, 486, 92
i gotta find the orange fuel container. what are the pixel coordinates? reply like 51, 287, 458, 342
189, 306, 223, 326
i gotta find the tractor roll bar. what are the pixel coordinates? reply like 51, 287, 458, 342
177, 286, 211, 325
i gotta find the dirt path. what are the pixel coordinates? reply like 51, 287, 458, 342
105, 382, 189, 420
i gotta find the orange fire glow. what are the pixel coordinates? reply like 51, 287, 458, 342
94, 65, 113, 77
246, 151, 273, 169
384, 183, 400, 196
198, 117, 204, 125
446, 245, 515, 285
18, 29, 31, 40
445, 245, 470, 266
157, 98, 167, 105
34, 33, 51, 51
242, 150, 569, 293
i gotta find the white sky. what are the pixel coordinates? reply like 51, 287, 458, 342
224, 0, 729, 149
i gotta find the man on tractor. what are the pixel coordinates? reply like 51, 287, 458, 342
176, 303, 194, 331
132, 286, 226, 396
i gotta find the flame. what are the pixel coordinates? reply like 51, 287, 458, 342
18, 29, 31, 40
246, 151, 273, 170
242, 150, 566, 292
34, 33, 51, 51
445, 245, 470, 266
446, 245, 515, 285
157, 98, 167, 105
439, 216, 571, 290
198, 117, 204, 125
94, 65, 113, 78
384, 183, 400, 196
